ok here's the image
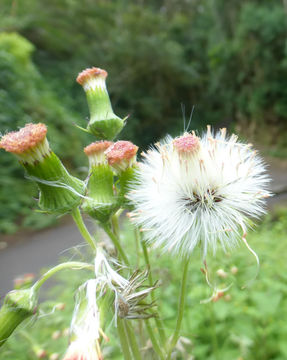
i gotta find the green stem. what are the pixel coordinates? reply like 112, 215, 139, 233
117, 318, 132, 360
210, 302, 220, 360
166, 257, 190, 360
102, 223, 130, 266
111, 209, 123, 238
32, 261, 93, 292
139, 232, 166, 347
145, 320, 165, 360
125, 320, 142, 360
72, 207, 97, 251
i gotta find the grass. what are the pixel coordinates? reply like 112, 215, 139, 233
1, 207, 287, 359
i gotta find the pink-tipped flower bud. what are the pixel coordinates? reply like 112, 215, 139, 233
105, 141, 138, 173
35, 349, 47, 359
84, 141, 113, 167
82, 141, 117, 223
0, 123, 85, 214
0, 123, 49, 164
173, 133, 200, 157
105, 141, 138, 209
77, 67, 125, 140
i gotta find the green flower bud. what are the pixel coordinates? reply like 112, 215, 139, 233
81, 141, 118, 223
0, 288, 38, 347
105, 141, 138, 209
76, 67, 125, 140
0, 123, 85, 214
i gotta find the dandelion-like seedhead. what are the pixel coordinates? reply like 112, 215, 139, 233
128, 128, 271, 257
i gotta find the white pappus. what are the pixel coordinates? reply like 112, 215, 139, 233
128, 127, 271, 258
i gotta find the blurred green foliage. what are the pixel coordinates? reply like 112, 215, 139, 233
1, 209, 287, 359
0, 0, 287, 232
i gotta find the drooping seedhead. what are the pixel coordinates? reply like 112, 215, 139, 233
77, 67, 125, 140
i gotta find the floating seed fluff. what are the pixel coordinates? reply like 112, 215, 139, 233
128, 128, 271, 257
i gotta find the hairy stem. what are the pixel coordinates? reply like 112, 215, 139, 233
117, 318, 132, 360
125, 320, 142, 360
145, 320, 165, 360
138, 231, 166, 347
32, 262, 93, 292
71, 207, 97, 251
166, 257, 190, 360
102, 223, 130, 266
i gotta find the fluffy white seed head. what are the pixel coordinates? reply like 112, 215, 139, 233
128, 128, 271, 258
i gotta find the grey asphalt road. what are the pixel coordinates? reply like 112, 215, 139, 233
0, 219, 96, 296
0, 160, 286, 297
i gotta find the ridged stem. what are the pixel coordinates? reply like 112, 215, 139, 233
117, 318, 132, 360
138, 231, 166, 347
102, 223, 129, 266
72, 207, 97, 252
166, 257, 190, 360
32, 261, 93, 292
145, 320, 165, 360
125, 320, 142, 360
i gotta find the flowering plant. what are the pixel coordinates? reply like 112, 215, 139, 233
0, 67, 270, 359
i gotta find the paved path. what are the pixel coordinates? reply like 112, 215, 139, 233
0, 219, 96, 296
0, 159, 286, 296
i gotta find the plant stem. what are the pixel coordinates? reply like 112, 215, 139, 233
125, 320, 142, 360
72, 207, 97, 251
32, 261, 93, 292
111, 209, 123, 238
210, 302, 220, 360
117, 318, 132, 360
139, 231, 166, 347
145, 320, 165, 360
102, 223, 130, 266
166, 257, 190, 360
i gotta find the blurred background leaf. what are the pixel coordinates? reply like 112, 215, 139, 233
0, 0, 286, 232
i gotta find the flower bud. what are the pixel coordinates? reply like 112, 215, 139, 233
0, 288, 38, 347
77, 67, 125, 140
35, 348, 47, 359
216, 269, 228, 279
173, 133, 200, 159
105, 141, 138, 208
231, 266, 238, 275
0, 123, 85, 214
81, 141, 118, 223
